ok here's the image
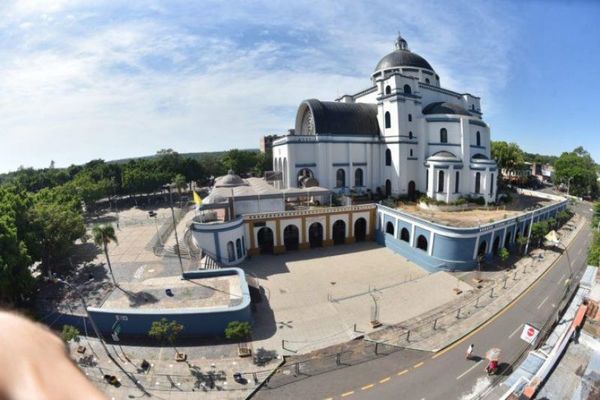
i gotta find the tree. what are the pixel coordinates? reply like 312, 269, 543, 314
254, 150, 273, 177
224, 321, 252, 341
148, 318, 184, 355
62, 325, 80, 343
530, 221, 549, 248
499, 247, 510, 263
222, 150, 259, 175
516, 235, 529, 255
92, 224, 118, 285
172, 174, 187, 197
491, 141, 525, 177
32, 188, 86, 274
554, 147, 598, 198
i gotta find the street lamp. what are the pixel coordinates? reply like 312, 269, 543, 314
50, 276, 111, 357
164, 184, 185, 276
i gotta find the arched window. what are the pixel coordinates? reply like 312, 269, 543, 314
400, 228, 410, 242
385, 85, 391, 95
476, 131, 481, 147
408, 114, 412, 122
403, 84, 412, 94
475, 172, 481, 194
471, 104, 475, 111
227, 241, 235, 262
490, 173, 494, 195
455, 171, 460, 193
440, 128, 448, 143
438, 170, 444, 193
410, 149, 413, 157
354, 168, 364, 187
236, 238, 242, 259
425, 78, 430, 84
425, 170, 429, 191
385, 149, 392, 166
385, 112, 391, 129
409, 131, 413, 139
417, 235, 428, 251
386, 221, 394, 235
336, 168, 345, 188
242, 236, 246, 255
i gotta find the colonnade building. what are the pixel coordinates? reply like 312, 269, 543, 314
272, 35, 497, 203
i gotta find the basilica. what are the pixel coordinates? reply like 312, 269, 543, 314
272, 35, 497, 203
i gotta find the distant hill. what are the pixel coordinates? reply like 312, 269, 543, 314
108, 149, 259, 164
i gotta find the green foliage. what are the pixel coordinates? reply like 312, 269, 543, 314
222, 149, 260, 175
499, 247, 510, 262
148, 318, 184, 346
224, 321, 252, 341
491, 141, 525, 175
530, 221, 549, 247
62, 325, 80, 343
172, 174, 187, 195
554, 147, 598, 198
589, 232, 600, 267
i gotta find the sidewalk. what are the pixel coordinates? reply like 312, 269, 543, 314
367, 214, 584, 352
70, 338, 278, 400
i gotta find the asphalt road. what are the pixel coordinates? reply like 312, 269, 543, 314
256, 201, 593, 400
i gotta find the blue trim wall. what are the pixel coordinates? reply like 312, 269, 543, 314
376, 197, 569, 271
49, 269, 253, 338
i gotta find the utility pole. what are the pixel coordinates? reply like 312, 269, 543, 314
165, 184, 185, 276
51, 276, 111, 357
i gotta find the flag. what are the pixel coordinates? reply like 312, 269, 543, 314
193, 191, 203, 209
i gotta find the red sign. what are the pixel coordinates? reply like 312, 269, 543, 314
520, 324, 539, 344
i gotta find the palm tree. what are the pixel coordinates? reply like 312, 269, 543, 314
93, 224, 118, 285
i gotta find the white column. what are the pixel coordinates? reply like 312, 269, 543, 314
446, 169, 452, 203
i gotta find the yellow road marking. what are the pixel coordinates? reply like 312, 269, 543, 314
341, 391, 354, 397
323, 398, 333, 400
361, 384, 375, 390
413, 362, 424, 368
397, 369, 409, 376
379, 377, 391, 383
432, 223, 585, 360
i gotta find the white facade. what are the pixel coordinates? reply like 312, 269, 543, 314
273, 35, 497, 203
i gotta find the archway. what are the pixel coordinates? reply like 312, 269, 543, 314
309, 222, 323, 248
332, 220, 346, 245
408, 181, 416, 201
386, 221, 394, 236
257, 227, 274, 254
504, 232, 511, 249
354, 218, 367, 242
385, 179, 392, 197
227, 241, 235, 262
417, 235, 428, 251
400, 228, 410, 242
492, 236, 500, 256
283, 225, 299, 251
477, 240, 487, 258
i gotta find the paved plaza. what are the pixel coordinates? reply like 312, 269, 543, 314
244, 242, 473, 354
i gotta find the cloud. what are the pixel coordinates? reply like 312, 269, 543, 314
0, 0, 517, 172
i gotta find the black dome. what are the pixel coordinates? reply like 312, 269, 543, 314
295, 99, 380, 136
422, 102, 471, 116
374, 49, 433, 72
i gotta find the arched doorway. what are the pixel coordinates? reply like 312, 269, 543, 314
386, 221, 394, 236
400, 228, 410, 242
417, 235, 428, 251
385, 179, 392, 197
332, 220, 346, 245
354, 218, 367, 242
283, 225, 299, 251
309, 222, 323, 248
492, 236, 500, 256
257, 227, 274, 254
336, 169, 346, 188
477, 240, 487, 258
408, 181, 416, 200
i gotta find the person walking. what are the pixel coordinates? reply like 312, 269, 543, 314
466, 344, 474, 359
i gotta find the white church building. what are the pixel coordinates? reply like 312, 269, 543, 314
272, 35, 497, 203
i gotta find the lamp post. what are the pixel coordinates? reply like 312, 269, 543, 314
50, 276, 111, 357
164, 184, 185, 276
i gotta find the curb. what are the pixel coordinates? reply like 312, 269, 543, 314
245, 357, 287, 399
429, 216, 586, 355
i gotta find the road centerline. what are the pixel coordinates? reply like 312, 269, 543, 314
361, 383, 375, 390
537, 295, 549, 309
413, 361, 424, 369
508, 324, 522, 338
456, 360, 483, 380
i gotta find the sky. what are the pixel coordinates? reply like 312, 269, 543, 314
0, 0, 599, 173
